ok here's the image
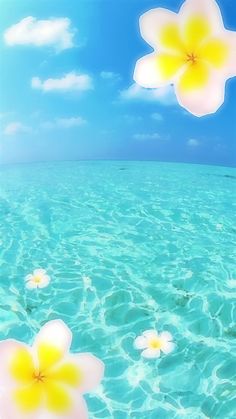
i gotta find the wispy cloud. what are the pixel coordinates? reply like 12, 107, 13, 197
56, 116, 87, 128
133, 133, 160, 141
123, 114, 143, 123
100, 71, 121, 82
3, 122, 31, 136
41, 116, 87, 130
31, 72, 93, 93
187, 139, 200, 147
151, 112, 163, 121
0, 111, 15, 120
120, 83, 176, 106
4, 17, 75, 52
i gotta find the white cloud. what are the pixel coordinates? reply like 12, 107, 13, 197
187, 139, 200, 147
120, 83, 176, 106
31, 72, 93, 92
4, 16, 75, 51
123, 114, 143, 123
100, 71, 121, 82
40, 121, 54, 130
57, 116, 87, 128
151, 112, 163, 121
41, 116, 87, 130
133, 133, 160, 141
4, 122, 31, 136
0, 111, 15, 120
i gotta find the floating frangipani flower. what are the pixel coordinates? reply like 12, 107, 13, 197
185, 270, 193, 279
134, 330, 175, 359
25, 269, 50, 289
82, 275, 91, 287
134, 0, 236, 116
0, 320, 104, 418
227, 279, 236, 288
82, 275, 96, 292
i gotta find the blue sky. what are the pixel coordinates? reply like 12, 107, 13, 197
0, 0, 235, 166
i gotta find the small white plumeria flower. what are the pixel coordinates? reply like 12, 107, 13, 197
185, 270, 193, 279
25, 269, 51, 289
147, 298, 157, 308
82, 275, 95, 291
216, 223, 223, 230
227, 279, 236, 288
82, 275, 91, 285
83, 275, 91, 288
134, 329, 175, 359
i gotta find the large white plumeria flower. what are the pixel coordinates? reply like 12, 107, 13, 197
25, 269, 50, 289
134, 330, 175, 359
134, 0, 236, 116
0, 320, 104, 419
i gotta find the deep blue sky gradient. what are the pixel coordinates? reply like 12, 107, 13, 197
0, 0, 235, 166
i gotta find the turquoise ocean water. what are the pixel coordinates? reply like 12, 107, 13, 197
0, 161, 235, 418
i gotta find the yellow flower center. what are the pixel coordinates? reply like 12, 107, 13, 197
33, 276, 42, 284
33, 370, 46, 383
149, 338, 162, 350
186, 52, 198, 64
9, 344, 83, 414
157, 15, 229, 92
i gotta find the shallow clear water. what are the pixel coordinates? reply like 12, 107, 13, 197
0, 161, 236, 418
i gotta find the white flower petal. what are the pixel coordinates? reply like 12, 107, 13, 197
134, 336, 147, 350
134, 53, 171, 88
26, 281, 38, 289
161, 340, 175, 355
179, 0, 225, 36
175, 72, 226, 117
0, 392, 37, 419
33, 320, 72, 355
38, 275, 50, 288
159, 331, 173, 342
36, 394, 89, 419
0, 340, 32, 388
73, 353, 104, 394
33, 269, 46, 276
25, 274, 33, 282
139, 8, 178, 49
142, 330, 158, 339
141, 348, 160, 359
222, 30, 236, 78
0, 394, 88, 419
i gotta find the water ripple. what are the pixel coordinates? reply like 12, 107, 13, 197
0, 161, 235, 418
